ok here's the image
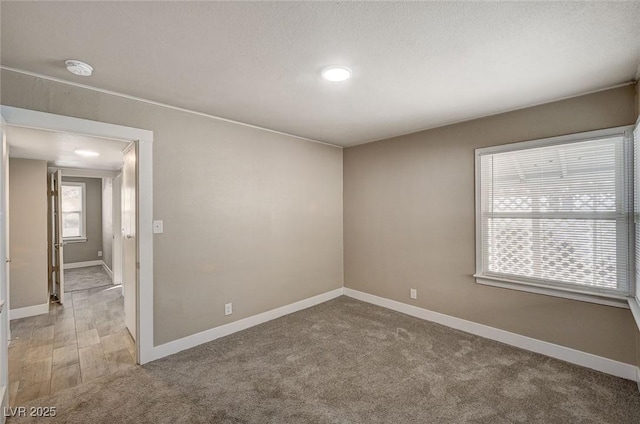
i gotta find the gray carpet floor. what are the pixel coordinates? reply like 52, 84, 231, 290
64, 266, 113, 292
8, 296, 640, 423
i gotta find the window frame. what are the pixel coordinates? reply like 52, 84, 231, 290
61, 181, 87, 242
474, 126, 635, 309
629, 118, 640, 329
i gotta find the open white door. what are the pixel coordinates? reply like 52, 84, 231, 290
113, 173, 123, 286
122, 145, 136, 340
50, 170, 65, 303
0, 113, 10, 418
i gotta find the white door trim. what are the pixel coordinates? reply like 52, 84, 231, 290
112, 173, 123, 286
48, 167, 118, 179
0, 106, 154, 364
121, 143, 137, 341
0, 112, 9, 421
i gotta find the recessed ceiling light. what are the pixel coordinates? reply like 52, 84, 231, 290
74, 149, 99, 157
65, 59, 93, 77
321, 66, 352, 82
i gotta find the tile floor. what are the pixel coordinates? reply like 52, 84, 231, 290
8, 284, 136, 407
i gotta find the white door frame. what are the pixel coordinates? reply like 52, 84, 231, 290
53, 170, 66, 304
47, 168, 121, 286
0, 105, 154, 364
121, 143, 137, 341
112, 173, 123, 286
0, 113, 9, 420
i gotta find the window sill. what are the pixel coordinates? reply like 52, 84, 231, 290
63, 238, 87, 244
474, 274, 630, 309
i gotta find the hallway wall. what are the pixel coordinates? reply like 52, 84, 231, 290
8, 158, 48, 310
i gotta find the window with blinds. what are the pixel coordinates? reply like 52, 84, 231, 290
61, 182, 86, 240
475, 127, 633, 301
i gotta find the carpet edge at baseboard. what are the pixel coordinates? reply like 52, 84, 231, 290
149, 287, 345, 362
343, 287, 636, 381
145, 285, 635, 382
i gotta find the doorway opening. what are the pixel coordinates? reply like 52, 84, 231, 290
7, 127, 136, 406
0, 106, 154, 411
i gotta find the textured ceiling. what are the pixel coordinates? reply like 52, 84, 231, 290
7, 126, 130, 171
1, 1, 640, 147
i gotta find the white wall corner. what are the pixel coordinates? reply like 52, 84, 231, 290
343, 288, 637, 381
628, 298, 640, 335
102, 261, 113, 280
10, 302, 49, 320
149, 287, 344, 362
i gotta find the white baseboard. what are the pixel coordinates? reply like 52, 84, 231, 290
344, 288, 637, 381
10, 302, 49, 320
102, 261, 113, 280
63, 260, 103, 270
150, 287, 344, 362
636, 367, 640, 393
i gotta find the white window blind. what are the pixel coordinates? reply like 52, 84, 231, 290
476, 130, 632, 299
61, 182, 86, 239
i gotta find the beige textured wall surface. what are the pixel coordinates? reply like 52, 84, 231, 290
8, 158, 48, 309
344, 85, 638, 364
0, 69, 344, 345
62, 177, 103, 264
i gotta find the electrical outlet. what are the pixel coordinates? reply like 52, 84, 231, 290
97, 250, 102, 257
410, 288, 417, 299
225, 303, 233, 316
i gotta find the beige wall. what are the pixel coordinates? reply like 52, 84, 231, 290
62, 177, 103, 264
9, 158, 48, 309
344, 85, 638, 364
0, 69, 344, 345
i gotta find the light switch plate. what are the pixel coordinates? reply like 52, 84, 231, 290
153, 220, 164, 234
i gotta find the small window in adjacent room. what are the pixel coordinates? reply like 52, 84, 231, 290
474, 127, 634, 306
61, 182, 86, 240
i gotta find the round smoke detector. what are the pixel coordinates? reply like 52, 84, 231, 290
65, 60, 93, 77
